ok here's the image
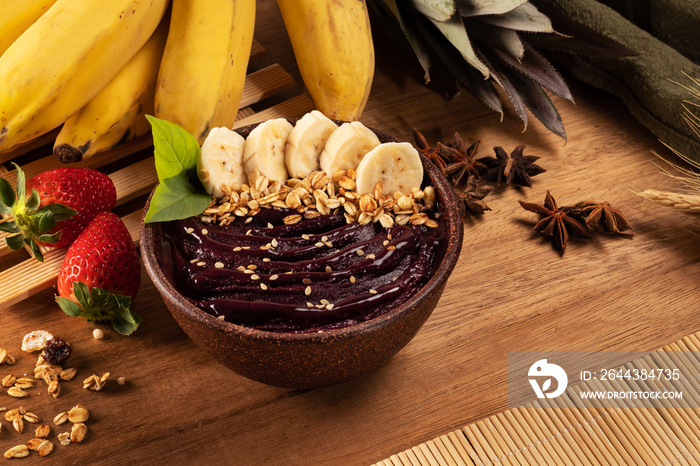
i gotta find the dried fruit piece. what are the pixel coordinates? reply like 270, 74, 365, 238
35, 424, 51, 439
70, 423, 88, 443
41, 337, 72, 365
4, 445, 29, 459
21, 330, 54, 352
67, 405, 89, 423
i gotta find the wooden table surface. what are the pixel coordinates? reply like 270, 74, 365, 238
2, 3, 700, 465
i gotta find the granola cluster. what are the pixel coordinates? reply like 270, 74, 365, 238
199, 168, 440, 229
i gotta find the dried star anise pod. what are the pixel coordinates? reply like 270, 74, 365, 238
412, 128, 450, 171
457, 176, 492, 216
478, 145, 546, 187
440, 133, 485, 186
564, 201, 633, 235
518, 191, 590, 254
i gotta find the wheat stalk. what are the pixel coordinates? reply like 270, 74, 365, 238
638, 189, 700, 211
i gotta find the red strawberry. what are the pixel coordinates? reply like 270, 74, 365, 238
56, 211, 142, 335
0, 163, 116, 261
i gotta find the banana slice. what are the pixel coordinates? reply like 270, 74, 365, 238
285, 111, 338, 178
319, 121, 380, 176
197, 127, 246, 198
243, 118, 293, 183
355, 142, 424, 195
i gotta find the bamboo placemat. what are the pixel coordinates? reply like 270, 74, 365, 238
373, 332, 700, 466
0, 40, 315, 308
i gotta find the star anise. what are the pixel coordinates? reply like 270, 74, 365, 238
478, 145, 546, 187
440, 133, 485, 186
518, 191, 590, 254
412, 128, 450, 171
457, 176, 492, 216
564, 201, 633, 235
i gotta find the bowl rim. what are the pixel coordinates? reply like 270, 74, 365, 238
140, 121, 463, 343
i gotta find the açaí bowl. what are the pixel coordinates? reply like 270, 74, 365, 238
140, 121, 463, 389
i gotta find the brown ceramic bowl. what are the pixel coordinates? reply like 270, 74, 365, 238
140, 122, 463, 389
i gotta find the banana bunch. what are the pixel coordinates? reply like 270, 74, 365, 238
0, 0, 376, 160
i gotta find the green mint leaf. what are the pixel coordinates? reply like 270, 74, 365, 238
0, 176, 15, 208
6, 233, 25, 250
12, 163, 25, 209
144, 176, 211, 223
56, 296, 84, 317
146, 115, 201, 181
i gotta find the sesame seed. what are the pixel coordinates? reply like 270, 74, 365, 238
244, 269, 254, 274
270, 274, 279, 281
387, 234, 392, 240
302, 234, 311, 240
237, 266, 246, 271
316, 304, 325, 309
234, 247, 242, 252
251, 274, 260, 280
307, 302, 314, 308
315, 242, 324, 248
326, 304, 335, 310
387, 245, 396, 251
246, 229, 252, 235
350, 276, 356, 284
369, 289, 378, 294
267, 222, 274, 229
321, 236, 328, 242
263, 258, 271, 262
242, 246, 251, 250
383, 240, 389, 246
201, 229, 209, 235
392, 276, 398, 281
325, 266, 332, 273
356, 249, 365, 256
215, 262, 224, 268
190, 259, 198, 263
185, 227, 194, 234
247, 264, 257, 270
196, 261, 206, 266
305, 286, 311, 296
271, 239, 279, 247
367, 254, 375, 260
218, 315, 226, 321
302, 278, 312, 285
320, 299, 330, 305
260, 283, 268, 290
245, 217, 253, 224
324, 241, 333, 248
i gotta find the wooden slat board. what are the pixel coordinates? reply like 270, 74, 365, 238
0, 41, 315, 307
373, 332, 700, 466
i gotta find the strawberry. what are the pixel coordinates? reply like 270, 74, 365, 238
56, 211, 142, 335
0, 164, 116, 261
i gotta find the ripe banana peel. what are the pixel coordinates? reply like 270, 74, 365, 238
276, 0, 375, 121
53, 16, 169, 162
155, 0, 256, 144
0, 0, 58, 57
0, 0, 169, 152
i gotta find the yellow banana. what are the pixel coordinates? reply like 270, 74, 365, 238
53, 16, 169, 162
0, 0, 169, 152
0, 0, 58, 57
155, 0, 256, 143
276, 0, 374, 121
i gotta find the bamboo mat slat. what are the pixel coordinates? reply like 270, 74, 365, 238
0, 39, 318, 308
372, 332, 700, 466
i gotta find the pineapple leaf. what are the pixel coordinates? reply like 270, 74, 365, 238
502, 67, 567, 139
409, 0, 455, 22
463, 20, 525, 60
477, 3, 553, 33
481, 52, 529, 129
458, 0, 526, 17
429, 15, 489, 78
495, 43, 573, 102
415, 11, 503, 113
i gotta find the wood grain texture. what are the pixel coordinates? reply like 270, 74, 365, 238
1, 2, 699, 465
